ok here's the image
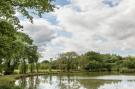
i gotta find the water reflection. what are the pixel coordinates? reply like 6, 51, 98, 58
98, 81, 135, 89
15, 74, 135, 89
16, 75, 87, 89
95, 75, 135, 80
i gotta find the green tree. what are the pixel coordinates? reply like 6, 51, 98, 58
26, 46, 39, 73
0, 0, 55, 75
84, 51, 102, 62
0, 21, 38, 75
57, 52, 78, 72
78, 55, 89, 70
0, 21, 17, 74
0, 0, 55, 29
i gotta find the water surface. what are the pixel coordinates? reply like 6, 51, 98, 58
15, 73, 135, 89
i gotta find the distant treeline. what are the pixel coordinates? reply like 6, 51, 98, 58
40, 51, 135, 73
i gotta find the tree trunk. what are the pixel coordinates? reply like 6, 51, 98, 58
36, 63, 39, 73
4, 60, 12, 75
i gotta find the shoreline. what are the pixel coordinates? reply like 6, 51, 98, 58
0, 71, 135, 86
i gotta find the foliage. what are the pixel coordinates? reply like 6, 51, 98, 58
40, 51, 135, 73
0, 0, 55, 29
57, 52, 78, 72
0, 21, 40, 75
0, 0, 55, 75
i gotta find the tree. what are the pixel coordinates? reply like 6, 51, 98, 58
49, 58, 53, 73
0, 21, 38, 75
0, 0, 55, 29
78, 55, 89, 70
0, 21, 17, 74
41, 60, 50, 64
16, 32, 33, 74
0, 21, 16, 59
57, 52, 78, 72
84, 51, 102, 62
0, 21, 41, 75
26, 45, 39, 73
0, 0, 55, 75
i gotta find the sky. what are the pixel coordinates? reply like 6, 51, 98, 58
19, 0, 135, 60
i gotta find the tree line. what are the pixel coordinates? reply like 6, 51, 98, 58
40, 51, 135, 73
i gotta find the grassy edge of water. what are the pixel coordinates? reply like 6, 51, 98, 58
0, 71, 133, 88
0, 73, 47, 85
0, 71, 73, 85
0, 71, 129, 84
0, 73, 50, 89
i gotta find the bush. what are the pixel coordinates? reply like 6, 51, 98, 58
119, 67, 129, 73
39, 63, 50, 70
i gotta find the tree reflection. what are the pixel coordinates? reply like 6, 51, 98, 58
18, 77, 27, 88
15, 75, 135, 89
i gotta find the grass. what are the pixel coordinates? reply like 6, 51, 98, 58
0, 75, 19, 85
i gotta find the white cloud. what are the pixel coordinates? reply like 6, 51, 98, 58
52, 0, 135, 56
20, 18, 59, 60
21, 19, 57, 46
21, 0, 135, 60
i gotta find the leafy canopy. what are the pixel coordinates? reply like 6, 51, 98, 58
0, 0, 55, 29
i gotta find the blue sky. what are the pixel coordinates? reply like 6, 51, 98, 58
103, 0, 121, 7
55, 0, 70, 6
21, 0, 135, 60
41, 0, 71, 24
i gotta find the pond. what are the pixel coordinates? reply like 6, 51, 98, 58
15, 72, 135, 89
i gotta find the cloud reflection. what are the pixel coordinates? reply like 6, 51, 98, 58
98, 81, 135, 89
